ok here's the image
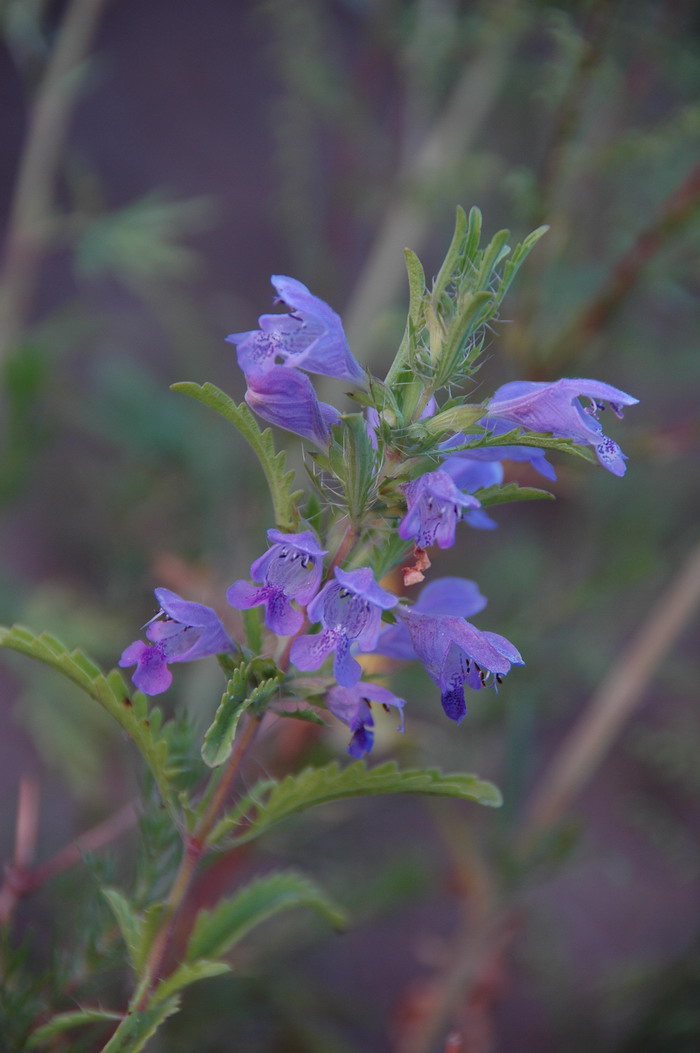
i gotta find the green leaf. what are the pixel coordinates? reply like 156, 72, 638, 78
185, 870, 346, 963
98, 997, 181, 1053
211, 761, 502, 846
404, 247, 427, 327
474, 482, 555, 507
0, 626, 175, 809
276, 707, 328, 726
151, 961, 230, 1006
202, 664, 281, 768
497, 224, 549, 305
103, 888, 142, 974
329, 413, 378, 522
28, 1009, 124, 1047
172, 381, 302, 531
201, 663, 253, 769
432, 205, 468, 308
448, 427, 598, 464
421, 402, 486, 437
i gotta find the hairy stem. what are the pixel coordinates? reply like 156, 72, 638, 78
134, 713, 262, 1009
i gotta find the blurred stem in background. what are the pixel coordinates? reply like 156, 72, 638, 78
0, 0, 110, 364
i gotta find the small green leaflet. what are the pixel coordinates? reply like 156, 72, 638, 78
185, 870, 346, 963
172, 381, 302, 531
210, 760, 502, 846
0, 625, 175, 810
97, 997, 181, 1053
28, 1009, 125, 1047
150, 961, 231, 1006
474, 482, 554, 507
202, 663, 282, 768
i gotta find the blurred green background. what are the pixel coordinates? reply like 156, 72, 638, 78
0, 1, 698, 1050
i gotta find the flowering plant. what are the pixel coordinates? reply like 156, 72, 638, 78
0, 208, 637, 1051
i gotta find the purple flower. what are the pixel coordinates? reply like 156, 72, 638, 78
119, 588, 234, 695
245, 366, 340, 447
290, 567, 398, 687
373, 576, 487, 661
227, 275, 364, 384
327, 681, 406, 758
398, 469, 482, 549
396, 605, 523, 723
486, 378, 638, 476
227, 529, 327, 636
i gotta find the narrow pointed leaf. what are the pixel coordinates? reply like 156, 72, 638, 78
0, 625, 175, 809
186, 870, 346, 963
150, 961, 231, 1005
98, 997, 181, 1053
103, 888, 142, 973
474, 483, 555, 507
211, 761, 501, 846
172, 381, 301, 531
28, 1009, 124, 1046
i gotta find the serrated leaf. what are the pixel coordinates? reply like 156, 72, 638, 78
276, 707, 328, 726
28, 1008, 125, 1046
172, 381, 301, 531
98, 997, 181, 1053
211, 761, 501, 846
448, 427, 598, 464
151, 960, 230, 1005
185, 870, 346, 963
103, 888, 142, 973
201, 663, 254, 769
474, 482, 555, 507
0, 625, 175, 809
202, 666, 281, 768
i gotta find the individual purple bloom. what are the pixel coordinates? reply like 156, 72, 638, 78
396, 605, 523, 723
373, 576, 487, 661
227, 275, 364, 384
119, 588, 234, 696
227, 529, 327, 636
486, 378, 638, 476
245, 366, 340, 447
398, 469, 482, 549
290, 566, 398, 687
326, 681, 406, 758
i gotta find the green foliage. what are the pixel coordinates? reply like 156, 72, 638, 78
328, 414, 379, 524
0, 625, 175, 810
202, 662, 282, 768
211, 760, 502, 846
98, 997, 181, 1053
474, 482, 555, 507
446, 426, 598, 464
150, 961, 231, 1007
27, 1008, 124, 1048
103, 888, 143, 975
75, 192, 215, 286
185, 870, 346, 963
172, 381, 302, 531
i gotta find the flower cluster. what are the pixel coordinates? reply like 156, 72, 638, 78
120, 258, 637, 758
